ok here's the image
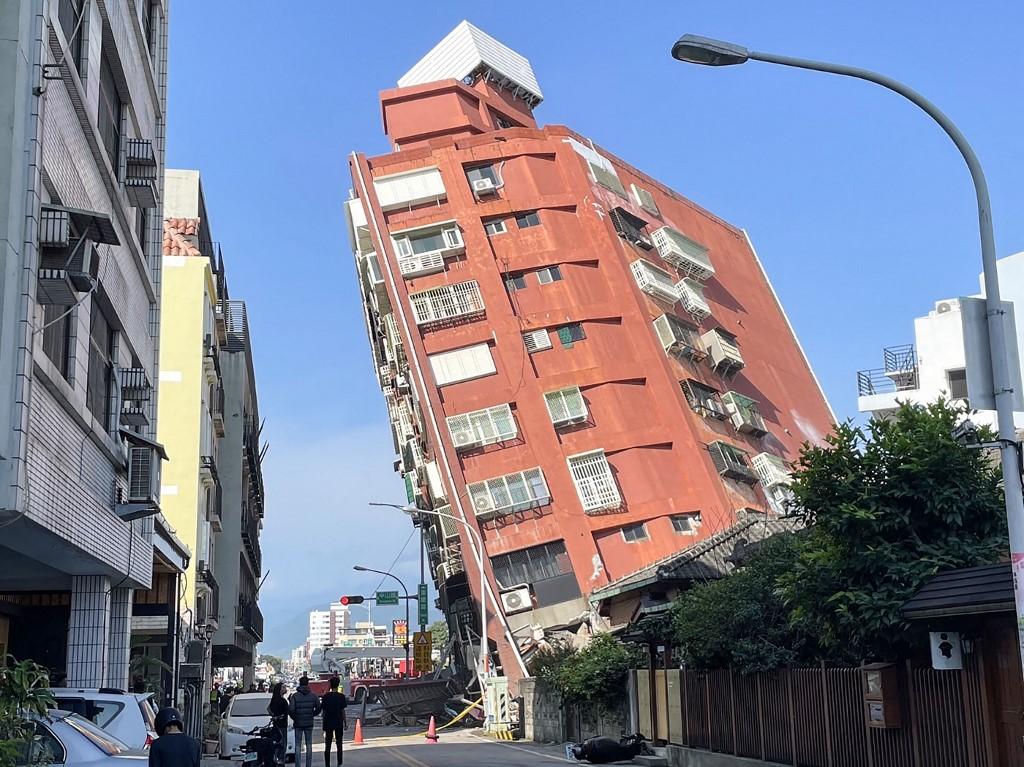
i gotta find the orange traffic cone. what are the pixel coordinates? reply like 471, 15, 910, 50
352, 719, 364, 746
425, 715, 439, 743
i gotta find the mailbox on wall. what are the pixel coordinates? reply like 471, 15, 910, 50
862, 662, 902, 728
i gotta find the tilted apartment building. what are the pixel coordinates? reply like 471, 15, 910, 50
345, 21, 833, 679
0, 0, 173, 688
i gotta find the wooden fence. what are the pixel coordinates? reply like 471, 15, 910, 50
634, 655, 992, 767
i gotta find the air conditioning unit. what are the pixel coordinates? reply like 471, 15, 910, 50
472, 493, 495, 517
523, 329, 552, 353
127, 445, 160, 503
472, 178, 497, 197
500, 585, 533, 615
452, 427, 480, 450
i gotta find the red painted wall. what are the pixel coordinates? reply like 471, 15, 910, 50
351, 96, 834, 678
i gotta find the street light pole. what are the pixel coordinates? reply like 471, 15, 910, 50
370, 502, 489, 693
352, 565, 410, 676
671, 35, 1024, 677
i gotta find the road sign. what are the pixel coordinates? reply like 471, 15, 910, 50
418, 583, 429, 626
393, 619, 408, 642
413, 631, 432, 673
376, 590, 399, 606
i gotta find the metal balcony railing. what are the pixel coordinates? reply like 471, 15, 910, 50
237, 600, 264, 641
857, 344, 919, 396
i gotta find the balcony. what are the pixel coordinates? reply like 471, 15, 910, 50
37, 205, 117, 306
119, 368, 152, 428
210, 382, 225, 437
410, 280, 485, 327
237, 600, 264, 642
630, 259, 679, 305
197, 561, 220, 628
610, 207, 653, 250
702, 329, 745, 378
244, 420, 265, 516
708, 441, 758, 485
393, 223, 464, 278
857, 344, 919, 414
676, 278, 712, 324
124, 139, 159, 208
752, 452, 791, 489
203, 333, 222, 383
653, 314, 704, 361
722, 391, 767, 436
240, 505, 262, 575
651, 226, 714, 282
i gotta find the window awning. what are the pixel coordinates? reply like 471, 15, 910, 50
43, 204, 120, 245
120, 429, 168, 460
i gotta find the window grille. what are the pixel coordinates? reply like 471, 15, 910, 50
567, 450, 621, 512
447, 404, 517, 450
681, 380, 728, 420
544, 387, 588, 426
467, 468, 550, 519
522, 329, 552, 353
410, 280, 485, 325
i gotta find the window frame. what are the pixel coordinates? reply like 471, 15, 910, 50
504, 273, 527, 292
466, 165, 498, 186
556, 323, 585, 348
671, 513, 702, 535
42, 304, 73, 380
484, 219, 507, 236
522, 329, 552, 353
428, 343, 496, 386
543, 386, 588, 426
567, 449, 621, 512
97, 47, 123, 168
947, 368, 969, 400
514, 211, 541, 229
621, 523, 648, 543
536, 265, 563, 284
87, 300, 116, 430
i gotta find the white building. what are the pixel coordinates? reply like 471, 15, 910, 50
857, 252, 1024, 430
307, 602, 352, 649
0, 1, 172, 690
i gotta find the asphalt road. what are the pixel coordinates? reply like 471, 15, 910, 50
204, 727, 579, 767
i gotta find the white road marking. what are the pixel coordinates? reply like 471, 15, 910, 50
469, 734, 575, 762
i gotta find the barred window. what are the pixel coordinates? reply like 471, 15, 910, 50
622, 523, 648, 543
491, 540, 573, 589
447, 404, 517, 450
409, 280, 484, 325
543, 386, 587, 426
557, 323, 585, 348
467, 468, 549, 518
567, 450, 621, 512
681, 380, 727, 420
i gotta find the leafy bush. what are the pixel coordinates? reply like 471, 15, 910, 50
672, 533, 816, 672
530, 635, 642, 711
0, 657, 55, 767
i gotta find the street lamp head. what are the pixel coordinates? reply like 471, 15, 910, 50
352, 565, 367, 572
671, 35, 750, 67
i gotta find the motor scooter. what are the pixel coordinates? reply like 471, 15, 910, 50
240, 724, 284, 767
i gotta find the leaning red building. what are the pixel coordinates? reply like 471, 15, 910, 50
344, 21, 833, 680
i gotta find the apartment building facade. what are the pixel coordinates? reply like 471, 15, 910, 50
159, 169, 265, 700
0, 0, 173, 688
346, 22, 833, 679
857, 251, 1024, 429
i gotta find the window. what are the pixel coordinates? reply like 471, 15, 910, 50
373, 167, 446, 211
682, 380, 727, 420
428, 343, 495, 386
544, 386, 588, 426
588, 161, 627, 197
409, 280, 484, 325
466, 165, 498, 185
622, 523, 648, 542
515, 211, 541, 229
491, 540, 580, 606
947, 368, 969, 400
87, 301, 116, 429
708, 441, 757, 484
557, 323, 585, 348
522, 329, 551, 353
98, 48, 123, 166
492, 112, 515, 130
42, 304, 72, 380
631, 183, 660, 217
536, 265, 562, 284
671, 513, 702, 535
504, 274, 526, 292
394, 226, 462, 257
468, 467, 550, 518
610, 207, 652, 248
22, 723, 66, 765
567, 450, 621, 512
135, 206, 148, 251
484, 219, 507, 236
447, 403, 517, 450
58, 0, 85, 74
143, 0, 158, 59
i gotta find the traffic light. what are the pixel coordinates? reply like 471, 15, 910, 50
339, 595, 364, 606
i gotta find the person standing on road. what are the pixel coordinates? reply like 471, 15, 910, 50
320, 676, 348, 767
268, 682, 289, 764
288, 676, 321, 767
149, 708, 200, 767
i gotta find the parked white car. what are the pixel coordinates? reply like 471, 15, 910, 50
219, 693, 295, 761
49, 688, 158, 750
19, 711, 147, 767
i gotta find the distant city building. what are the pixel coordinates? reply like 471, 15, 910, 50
857, 251, 1024, 430
308, 601, 353, 649
345, 21, 833, 680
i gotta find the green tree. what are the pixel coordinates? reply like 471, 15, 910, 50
0, 657, 55, 767
779, 400, 1007, 661
427, 620, 449, 651
530, 635, 642, 711
672, 534, 816, 672
258, 655, 283, 673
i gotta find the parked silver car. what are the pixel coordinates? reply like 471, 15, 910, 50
18, 711, 147, 767
49, 687, 158, 749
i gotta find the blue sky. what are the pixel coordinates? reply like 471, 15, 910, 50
166, 1, 1024, 655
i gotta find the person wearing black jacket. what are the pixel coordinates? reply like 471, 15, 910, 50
267, 682, 289, 763
149, 708, 200, 767
320, 676, 347, 767
289, 676, 322, 767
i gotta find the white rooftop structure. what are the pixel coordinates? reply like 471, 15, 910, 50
398, 20, 543, 107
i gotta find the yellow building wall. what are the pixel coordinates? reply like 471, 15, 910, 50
157, 256, 211, 613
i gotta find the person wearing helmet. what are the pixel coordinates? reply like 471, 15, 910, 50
149, 708, 201, 767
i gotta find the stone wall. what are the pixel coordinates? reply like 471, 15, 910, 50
520, 676, 629, 744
